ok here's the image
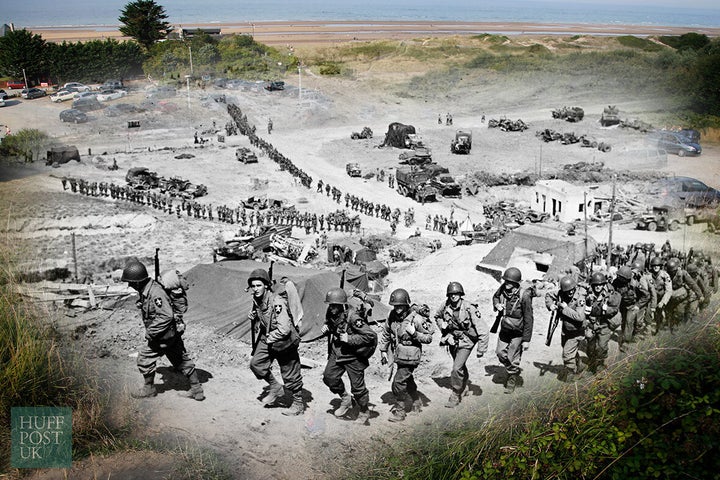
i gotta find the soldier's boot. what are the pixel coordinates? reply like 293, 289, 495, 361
445, 391, 461, 408
388, 404, 406, 423
262, 375, 284, 406
131, 374, 157, 399
356, 408, 370, 425
504, 374, 517, 394
282, 391, 305, 416
178, 371, 205, 401
410, 398, 423, 414
334, 392, 353, 418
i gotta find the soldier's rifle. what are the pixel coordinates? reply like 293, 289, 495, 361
248, 261, 275, 355
489, 308, 503, 334
545, 295, 562, 347
154, 248, 160, 282
327, 270, 346, 359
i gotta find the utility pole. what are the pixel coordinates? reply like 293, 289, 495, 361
71, 232, 78, 282
606, 174, 617, 268
584, 190, 588, 269
188, 45, 194, 76
298, 62, 302, 104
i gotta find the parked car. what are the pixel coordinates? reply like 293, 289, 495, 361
0, 89, 8, 100
0, 97, 5, 107
59, 109, 88, 123
73, 91, 97, 100
648, 130, 702, 157
145, 86, 176, 99
654, 176, 720, 207
50, 90, 78, 103
72, 96, 103, 112
22, 88, 47, 99
6, 81, 26, 89
96, 89, 128, 102
102, 79, 124, 90
62, 82, 91, 92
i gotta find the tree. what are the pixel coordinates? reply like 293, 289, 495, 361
119, 0, 171, 51
0, 29, 47, 81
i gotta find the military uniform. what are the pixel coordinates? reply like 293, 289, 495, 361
650, 265, 672, 333
249, 288, 303, 413
378, 307, 434, 419
545, 286, 586, 376
611, 274, 646, 349
493, 286, 534, 387
434, 299, 489, 402
584, 283, 621, 372
666, 267, 703, 329
322, 304, 377, 420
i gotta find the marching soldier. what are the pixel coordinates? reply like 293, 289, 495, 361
122, 260, 204, 401
321, 288, 377, 424
665, 258, 703, 330
434, 282, 489, 407
629, 260, 655, 340
247, 268, 305, 416
379, 288, 434, 422
685, 262, 709, 318
584, 271, 621, 373
612, 265, 642, 351
545, 275, 587, 381
492, 267, 534, 393
649, 256, 672, 334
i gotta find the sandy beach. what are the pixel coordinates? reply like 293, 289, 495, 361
30, 20, 720, 45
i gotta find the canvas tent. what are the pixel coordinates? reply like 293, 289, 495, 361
327, 237, 376, 264
46, 146, 80, 166
381, 122, 416, 149
476, 224, 597, 281
184, 261, 388, 344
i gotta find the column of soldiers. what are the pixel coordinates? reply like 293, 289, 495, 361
425, 214, 459, 235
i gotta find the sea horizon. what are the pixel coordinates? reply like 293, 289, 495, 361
4, 0, 720, 30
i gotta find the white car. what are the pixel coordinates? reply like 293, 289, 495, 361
62, 82, 90, 92
73, 91, 97, 100
50, 90, 77, 103
96, 89, 128, 102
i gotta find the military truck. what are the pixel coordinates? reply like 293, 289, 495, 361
346, 163, 362, 177
350, 127, 373, 140
160, 176, 208, 199
264, 81, 285, 91
125, 167, 160, 190
214, 225, 293, 260
395, 166, 438, 203
398, 146, 433, 166
635, 205, 684, 232
450, 130, 472, 154
430, 174, 462, 197
600, 105, 621, 127
236, 147, 258, 164
552, 106, 584, 123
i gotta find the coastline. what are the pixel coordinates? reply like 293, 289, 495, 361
29, 20, 720, 45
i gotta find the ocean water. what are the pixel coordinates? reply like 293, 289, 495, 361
4, 0, 720, 29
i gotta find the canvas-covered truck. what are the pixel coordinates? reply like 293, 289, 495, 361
346, 163, 362, 177
125, 167, 160, 190
450, 130, 472, 154
600, 105, 621, 127
635, 205, 684, 232
236, 147, 258, 163
395, 166, 438, 203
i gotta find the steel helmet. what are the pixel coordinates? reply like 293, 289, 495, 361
446, 281, 465, 296
559, 275, 577, 292
650, 256, 664, 267
666, 258, 681, 272
617, 266, 633, 281
389, 288, 411, 306
589, 271, 607, 286
630, 260, 644, 271
325, 287, 348, 305
247, 268, 271, 287
121, 261, 149, 283
686, 263, 698, 274
502, 267, 522, 284
634, 242, 643, 249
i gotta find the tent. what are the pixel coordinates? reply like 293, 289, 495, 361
334, 265, 369, 292
381, 122, 416, 149
46, 146, 80, 165
327, 237, 376, 264
184, 260, 388, 344
476, 224, 597, 281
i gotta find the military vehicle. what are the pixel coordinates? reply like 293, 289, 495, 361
214, 225, 292, 260
635, 205, 684, 232
236, 147, 258, 164
600, 105, 621, 127
125, 167, 160, 190
450, 130, 472, 154
346, 163, 362, 177
264, 81, 285, 91
398, 146, 433, 166
552, 106, 584, 123
395, 166, 438, 203
160, 176, 208, 199
350, 127, 373, 140
430, 174, 462, 197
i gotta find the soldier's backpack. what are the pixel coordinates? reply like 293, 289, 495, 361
159, 269, 189, 319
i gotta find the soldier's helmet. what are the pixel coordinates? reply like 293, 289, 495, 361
666, 258, 681, 273
325, 287, 348, 305
617, 265, 633, 281
686, 263, 698, 274
446, 281, 465, 296
630, 260, 644, 272
389, 288, 411, 306
634, 242, 643, 249
247, 268, 271, 287
502, 267, 522, 285
589, 271, 607, 286
121, 261, 149, 283
559, 275, 577, 292
650, 256, 664, 267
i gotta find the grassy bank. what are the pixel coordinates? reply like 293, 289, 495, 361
340, 307, 720, 480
